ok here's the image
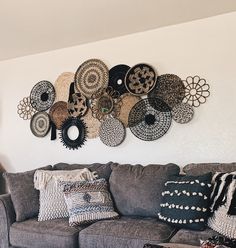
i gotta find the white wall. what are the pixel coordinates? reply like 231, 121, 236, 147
1, 12, 236, 172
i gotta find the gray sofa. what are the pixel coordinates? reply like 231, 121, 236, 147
1, 162, 236, 248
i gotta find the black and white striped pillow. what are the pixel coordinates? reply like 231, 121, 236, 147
210, 172, 236, 215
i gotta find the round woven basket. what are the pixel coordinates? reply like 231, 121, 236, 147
49, 101, 69, 129
54, 72, 75, 102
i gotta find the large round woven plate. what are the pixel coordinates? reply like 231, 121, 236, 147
54, 72, 75, 102
99, 118, 125, 147
125, 63, 157, 96
49, 101, 69, 129
117, 93, 141, 127
30, 81, 55, 111
75, 59, 109, 98
171, 103, 194, 124
148, 74, 185, 109
82, 109, 101, 139
30, 112, 51, 137
108, 64, 130, 95
60, 117, 87, 150
128, 98, 172, 141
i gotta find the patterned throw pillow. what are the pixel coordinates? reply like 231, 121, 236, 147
61, 178, 119, 226
158, 173, 212, 230
34, 168, 97, 221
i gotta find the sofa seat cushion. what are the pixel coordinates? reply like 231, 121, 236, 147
170, 227, 219, 246
79, 217, 177, 248
10, 218, 83, 248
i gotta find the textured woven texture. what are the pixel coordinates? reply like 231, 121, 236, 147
34, 168, 97, 221
62, 178, 119, 227
208, 172, 236, 239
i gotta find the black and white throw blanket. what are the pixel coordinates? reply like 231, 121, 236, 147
208, 172, 236, 239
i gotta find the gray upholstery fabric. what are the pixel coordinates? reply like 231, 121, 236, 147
183, 163, 236, 176
170, 228, 219, 246
109, 163, 180, 217
10, 218, 82, 248
0, 194, 16, 248
53, 162, 114, 180
79, 217, 177, 248
4, 165, 52, 222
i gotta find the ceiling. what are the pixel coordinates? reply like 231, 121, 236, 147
1, 0, 236, 61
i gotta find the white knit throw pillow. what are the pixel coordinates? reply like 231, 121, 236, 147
208, 175, 236, 239
34, 168, 97, 221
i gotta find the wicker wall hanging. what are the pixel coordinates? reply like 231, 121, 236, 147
108, 64, 130, 95
54, 72, 75, 102
99, 117, 126, 147
30, 112, 51, 137
17, 97, 36, 120
171, 103, 194, 124
49, 101, 69, 129
75, 59, 109, 98
125, 63, 157, 96
60, 117, 87, 150
183, 76, 210, 107
18, 58, 210, 149
30, 81, 55, 111
128, 98, 172, 141
148, 74, 185, 109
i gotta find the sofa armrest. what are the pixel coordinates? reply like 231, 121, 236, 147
0, 194, 16, 248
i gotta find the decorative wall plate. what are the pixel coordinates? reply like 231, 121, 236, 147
81, 109, 101, 139
125, 63, 157, 96
91, 86, 121, 121
68, 92, 88, 117
99, 118, 125, 147
30, 80, 55, 111
49, 101, 69, 129
75, 59, 109, 98
54, 72, 75, 102
171, 103, 194, 124
17, 96, 37, 120
30, 112, 51, 137
148, 74, 185, 109
128, 98, 172, 141
60, 117, 87, 150
108, 64, 130, 95
183, 76, 210, 107
117, 93, 141, 127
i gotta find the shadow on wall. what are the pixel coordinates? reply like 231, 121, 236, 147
0, 163, 6, 194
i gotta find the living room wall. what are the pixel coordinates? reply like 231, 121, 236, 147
0, 12, 236, 172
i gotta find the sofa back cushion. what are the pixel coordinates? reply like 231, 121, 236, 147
4, 165, 52, 222
109, 163, 180, 217
53, 162, 113, 180
183, 163, 236, 176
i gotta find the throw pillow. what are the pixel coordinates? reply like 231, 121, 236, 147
158, 173, 212, 231
4, 165, 52, 222
109, 163, 180, 217
61, 178, 119, 226
34, 168, 97, 221
208, 172, 236, 239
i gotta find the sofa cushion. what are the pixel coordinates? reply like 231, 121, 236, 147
10, 218, 82, 248
4, 165, 52, 222
183, 163, 236, 176
158, 173, 212, 231
79, 217, 177, 248
62, 178, 119, 226
170, 228, 219, 246
34, 168, 97, 221
53, 162, 114, 180
109, 163, 180, 217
